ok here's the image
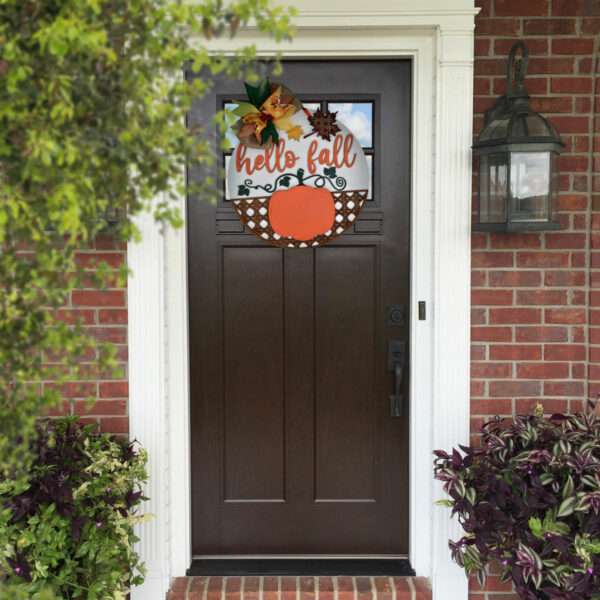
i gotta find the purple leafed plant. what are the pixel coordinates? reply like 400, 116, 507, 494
434, 407, 600, 600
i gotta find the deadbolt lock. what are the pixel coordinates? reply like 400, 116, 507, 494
386, 304, 405, 327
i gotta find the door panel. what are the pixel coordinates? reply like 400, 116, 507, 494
188, 60, 411, 556
314, 246, 377, 502
223, 247, 285, 502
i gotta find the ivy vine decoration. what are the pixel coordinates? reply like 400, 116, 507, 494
237, 167, 347, 196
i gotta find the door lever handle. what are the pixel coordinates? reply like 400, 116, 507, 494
388, 340, 406, 417
389, 363, 404, 417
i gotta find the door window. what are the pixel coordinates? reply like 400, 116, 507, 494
221, 98, 375, 203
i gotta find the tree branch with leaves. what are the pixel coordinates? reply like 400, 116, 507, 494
0, 1, 293, 592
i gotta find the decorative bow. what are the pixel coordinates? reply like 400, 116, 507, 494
231, 80, 303, 148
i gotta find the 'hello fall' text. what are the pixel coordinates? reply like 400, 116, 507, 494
235, 133, 357, 177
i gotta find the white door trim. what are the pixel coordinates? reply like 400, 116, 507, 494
129, 3, 476, 599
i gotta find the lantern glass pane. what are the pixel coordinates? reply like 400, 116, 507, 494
551, 152, 559, 220
480, 153, 508, 223
510, 151, 551, 222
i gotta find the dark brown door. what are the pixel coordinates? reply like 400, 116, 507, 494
188, 60, 411, 556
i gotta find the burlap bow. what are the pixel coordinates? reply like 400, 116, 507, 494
232, 82, 303, 148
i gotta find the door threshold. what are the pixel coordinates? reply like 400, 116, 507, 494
187, 558, 415, 577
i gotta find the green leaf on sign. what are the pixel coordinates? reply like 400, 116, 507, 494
245, 79, 271, 108
232, 102, 260, 117
261, 121, 279, 146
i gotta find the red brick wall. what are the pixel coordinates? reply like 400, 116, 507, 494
47, 234, 129, 435
470, 0, 599, 598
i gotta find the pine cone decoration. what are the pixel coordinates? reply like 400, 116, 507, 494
307, 108, 341, 141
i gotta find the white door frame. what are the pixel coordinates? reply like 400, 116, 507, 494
128, 3, 477, 599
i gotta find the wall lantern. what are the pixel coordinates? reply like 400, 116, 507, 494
472, 41, 564, 232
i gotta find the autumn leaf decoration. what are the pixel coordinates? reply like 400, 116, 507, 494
231, 80, 303, 148
305, 108, 341, 141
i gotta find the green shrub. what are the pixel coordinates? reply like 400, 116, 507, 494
0, 417, 148, 599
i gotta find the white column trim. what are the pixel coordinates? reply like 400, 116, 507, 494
430, 27, 474, 600
128, 4, 476, 599
128, 210, 170, 599
165, 217, 192, 578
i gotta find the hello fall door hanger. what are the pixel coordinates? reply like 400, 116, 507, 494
227, 80, 369, 248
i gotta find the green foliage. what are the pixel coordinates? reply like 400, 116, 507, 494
0, 585, 56, 599
0, 418, 148, 598
528, 514, 570, 540
0, 0, 294, 478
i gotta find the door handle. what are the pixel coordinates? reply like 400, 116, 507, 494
388, 340, 406, 417
390, 362, 404, 417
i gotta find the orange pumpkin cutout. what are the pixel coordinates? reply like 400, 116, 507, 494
268, 186, 335, 241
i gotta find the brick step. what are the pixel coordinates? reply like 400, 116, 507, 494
167, 576, 431, 600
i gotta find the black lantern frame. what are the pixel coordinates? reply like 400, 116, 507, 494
472, 41, 565, 232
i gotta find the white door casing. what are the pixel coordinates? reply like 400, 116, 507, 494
128, 2, 477, 599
